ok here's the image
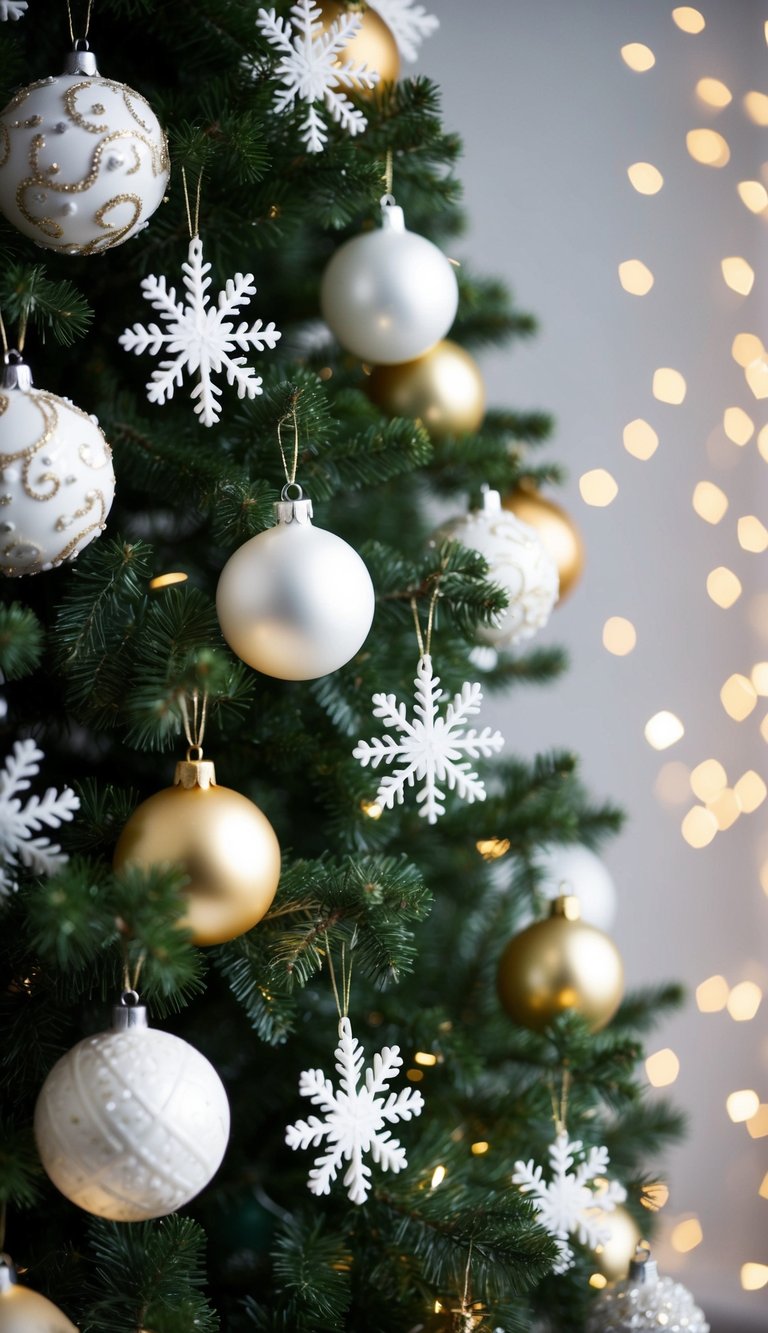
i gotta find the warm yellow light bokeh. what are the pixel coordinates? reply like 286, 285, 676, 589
690, 759, 727, 802
751, 663, 768, 695
708, 788, 740, 831
731, 332, 764, 367
686, 128, 730, 167
414, 1051, 438, 1066
603, 616, 637, 655
696, 974, 729, 1012
627, 161, 664, 194
721, 256, 755, 296
726, 1090, 760, 1122
618, 259, 654, 295
476, 837, 510, 860
360, 799, 383, 820
670, 1218, 703, 1253
744, 91, 768, 125
726, 980, 762, 1021
707, 567, 742, 608
737, 180, 768, 213
759, 425, 768, 463
734, 771, 767, 813
579, 469, 618, 506
652, 367, 687, 403
760, 1171, 768, 1197
741, 1263, 768, 1291
723, 406, 754, 445
696, 77, 731, 107
430, 1164, 446, 1188
645, 711, 684, 750
471, 1141, 489, 1155
621, 43, 656, 71
720, 674, 757, 720
681, 806, 717, 848
149, 571, 188, 589
623, 418, 659, 460
738, 516, 768, 552
645, 1048, 680, 1087
672, 6, 705, 33
749, 1107, 768, 1140
655, 761, 691, 806
642, 1182, 670, 1211
745, 357, 768, 400
692, 481, 728, 524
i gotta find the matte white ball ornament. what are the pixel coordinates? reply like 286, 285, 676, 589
216, 484, 375, 680
440, 487, 559, 648
34, 994, 230, 1222
532, 842, 617, 933
0, 354, 115, 577
0, 43, 169, 255
0, 1255, 78, 1333
319, 195, 459, 364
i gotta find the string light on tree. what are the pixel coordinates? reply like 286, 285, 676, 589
0, 1254, 77, 1332
0, 16, 169, 254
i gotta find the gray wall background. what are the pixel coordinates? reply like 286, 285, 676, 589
416, 1, 768, 1325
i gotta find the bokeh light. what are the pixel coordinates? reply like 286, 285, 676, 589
738, 516, 768, 553
672, 7, 705, 33
720, 674, 757, 720
579, 469, 618, 506
733, 771, 767, 812
721, 256, 755, 295
707, 567, 742, 608
744, 357, 768, 399
653, 367, 687, 403
603, 616, 637, 655
618, 259, 654, 294
645, 711, 684, 750
696, 975, 729, 1012
726, 1090, 760, 1123
696, 77, 731, 108
681, 806, 718, 848
655, 761, 691, 805
731, 331, 764, 367
743, 91, 768, 125
690, 759, 727, 802
623, 418, 659, 460
740, 1263, 768, 1292
737, 180, 768, 213
726, 981, 762, 1021
693, 481, 728, 524
670, 1218, 703, 1253
686, 128, 730, 167
723, 406, 754, 445
627, 162, 664, 194
645, 1048, 680, 1087
621, 43, 656, 72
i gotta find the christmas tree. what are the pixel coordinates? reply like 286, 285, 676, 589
0, 3, 689, 1330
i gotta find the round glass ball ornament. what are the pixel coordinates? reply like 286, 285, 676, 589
0, 43, 169, 255
320, 195, 459, 364
586, 1245, 710, 1333
439, 487, 559, 648
0, 1255, 78, 1333
34, 994, 230, 1221
532, 842, 617, 933
503, 483, 585, 604
0, 354, 115, 577
320, 2, 400, 85
497, 894, 624, 1034
113, 754, 281, 947
366, 339, 485, 440
216, 485, 375, 680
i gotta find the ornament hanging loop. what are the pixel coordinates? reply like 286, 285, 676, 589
410, 579, 441, 660
180, 166, 203, 240
180, 688, 208, 761
277, 391, 301, 489
66, 0, 95, 45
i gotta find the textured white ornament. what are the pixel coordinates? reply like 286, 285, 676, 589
586, 1249, 710, 1333
216, 487, 375, 680
353, 653, 504, 824
320, 196, 459, 364
0, 359, 115, 577
34, 1000, 230, 1221
119, 235, 281, 428
0, 739, 79, 897
513, 1131, 626, 1274
256, 0, 378, 154
0, 1263, 78, 1333
531, 843, 617, 933
286, 1015, 424, 1204
440, 488, 558, 648
367, 0, 438, 62
0, 46, 169, 254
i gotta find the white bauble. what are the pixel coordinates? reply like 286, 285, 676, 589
0, 1258, 77, 1333
320, 197, 459, 364
0, 359, 115, 577
34, 1001, 230, 1221
216, 488, 375, 680
0, 45, 169, 255
586, 1249, 710, 1333
440, 488, 558, 648
533, 843, 617, 933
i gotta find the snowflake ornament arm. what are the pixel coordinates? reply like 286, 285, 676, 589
0, 1, 28, 19
367, 0, 438, 61
513, 1132, 627, 1275
285, 1016, 424, 1204
118, 236, 281, 428
256, 0, 378, 154
0, 740, 79, 897
353, 654, 504, 824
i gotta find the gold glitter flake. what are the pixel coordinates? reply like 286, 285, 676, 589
63, 82, 110, 134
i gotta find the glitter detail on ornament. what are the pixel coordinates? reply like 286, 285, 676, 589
585, 1245, 710, 1332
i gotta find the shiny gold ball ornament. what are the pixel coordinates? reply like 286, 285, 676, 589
502, 484, 585, 603
496, 895, 624, 1033
366, 340, 486, 440
113, 754, 280, 947
320, 2, 401, 86
0, 1255, 78, 1332
591, 1206, 643, 1283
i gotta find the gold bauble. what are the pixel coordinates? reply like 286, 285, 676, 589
0, 1276, 78, 1333
113, 758, 281, 947
496, 895, 624, 1033
502, 484, 585, 603
320, 2, 401, 87
592, 1205, 643, 1283
367, 340, 486, 441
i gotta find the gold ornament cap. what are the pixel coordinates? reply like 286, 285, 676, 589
174, 756, 217, 790
550, 893, 581, 921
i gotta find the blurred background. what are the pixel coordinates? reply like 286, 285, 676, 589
418, 1, 768, 1328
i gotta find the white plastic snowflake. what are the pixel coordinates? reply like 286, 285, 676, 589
0, 740, 79, 897
0, 1, 28, 20
285, 1015, 424, 1204
353, 653, 504, 824
256, 0, 379, 154
368, 0, 438, 61
513, 1131, 627, 1274
118, 236, 281, 428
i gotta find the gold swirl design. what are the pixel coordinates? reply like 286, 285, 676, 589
52, 489, 107, 564
0, 390, 57, 468
4, 78, 55, 115
114, 82, 153, 134
63, 82, 110, 134
55, 488, 100, 532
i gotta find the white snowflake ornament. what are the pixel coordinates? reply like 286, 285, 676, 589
119, 236, 281, 428
513, 1131, 627, 1275
368, 0, 438, 62
353, 653, 504, 824
286, 1016, 424, 1204
0, 1, 28, 19
0, 740, 79, 897
256, 0, 379, 154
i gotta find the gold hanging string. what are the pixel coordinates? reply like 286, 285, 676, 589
180, 167, 203, 240
277, 393, 300, 489
383, 147, 394, 197
121, 949, 145, 997
66, 0, 94, 43
323, 932, 355, 1020
17, 311, 27, 355
180, 688, 208, 760
548, 1064, 572, 1135
410, 580, 440, 660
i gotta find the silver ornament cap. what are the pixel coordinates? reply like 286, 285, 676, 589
1, 351, 32, 392
63, 42, 99, 76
